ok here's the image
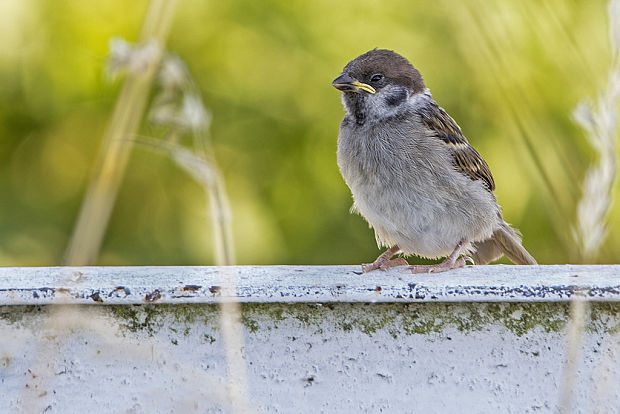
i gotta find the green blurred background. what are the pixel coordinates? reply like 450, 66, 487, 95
1, 0, 618, 266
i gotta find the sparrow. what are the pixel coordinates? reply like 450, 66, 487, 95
332, 49, 536, 273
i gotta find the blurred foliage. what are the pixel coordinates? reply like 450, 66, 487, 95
0, 0, 618, 266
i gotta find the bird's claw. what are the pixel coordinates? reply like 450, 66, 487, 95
362, 257, 409, 273
408, 255, 473, 274
361, 263, 376, 273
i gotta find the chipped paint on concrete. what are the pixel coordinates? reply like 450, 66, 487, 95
0, 265, 620, 305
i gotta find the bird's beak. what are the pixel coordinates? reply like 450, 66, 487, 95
332, 72, 376, 94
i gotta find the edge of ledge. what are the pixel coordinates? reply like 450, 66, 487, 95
0, 265, 619, 306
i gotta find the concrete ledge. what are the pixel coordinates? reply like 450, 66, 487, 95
2, 265, 620, 413
0, 265, 619, 305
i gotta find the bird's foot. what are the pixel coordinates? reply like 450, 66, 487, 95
362, 245, 408, 273
408, 255, 474, 274
362, 257, 409, 273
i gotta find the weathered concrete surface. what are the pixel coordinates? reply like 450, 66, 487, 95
1, 266, 620, 413
2, 302, 619, 413
0, 265, 619, 305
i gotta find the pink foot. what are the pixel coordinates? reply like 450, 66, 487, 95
408, 255, 474, 274
362, 257, 409, 273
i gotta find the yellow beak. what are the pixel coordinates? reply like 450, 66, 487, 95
332, 73, 376, 94
349, 81, 376, 94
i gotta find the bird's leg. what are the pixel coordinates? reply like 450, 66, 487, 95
362, 245, 409, 273
408, 240, 474, 274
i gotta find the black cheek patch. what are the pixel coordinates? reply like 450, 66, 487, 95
385, 88, 408, 106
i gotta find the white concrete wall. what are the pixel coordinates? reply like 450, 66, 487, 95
1, 265, 619, 413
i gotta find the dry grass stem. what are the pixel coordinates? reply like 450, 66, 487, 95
138, 52, 249, 410
573, 0, 620, 262
558, 292, 590, 413
64, 0, 178, 266
134, 135, 249, 412
63, 1, 250, 411
219, 270, 253, 414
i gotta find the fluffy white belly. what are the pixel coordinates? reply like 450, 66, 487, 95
350, 176, 500, 259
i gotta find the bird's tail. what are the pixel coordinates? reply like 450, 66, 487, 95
470, 222, 537, 265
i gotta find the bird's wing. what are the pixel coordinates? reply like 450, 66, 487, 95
417, 101, 495, 192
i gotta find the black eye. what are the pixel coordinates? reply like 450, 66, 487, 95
370, 73, 384, 82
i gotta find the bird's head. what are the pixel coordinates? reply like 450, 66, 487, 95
332, 49, 426, 124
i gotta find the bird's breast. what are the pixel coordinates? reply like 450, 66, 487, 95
336, 119, 500, 257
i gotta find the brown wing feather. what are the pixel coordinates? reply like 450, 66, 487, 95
418, 101, 495, 192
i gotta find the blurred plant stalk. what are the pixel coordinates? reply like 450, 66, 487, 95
573, 0, 620, 262
64, 8, 249, 405
138, 53, 247, 410
137, 136, 235, 265
559, 292, 589, 413
145, 53, 237, 266
64, 0, 178, 266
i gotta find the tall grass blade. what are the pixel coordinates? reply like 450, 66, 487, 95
64, 0, 178, 265
573, 0, 620, 262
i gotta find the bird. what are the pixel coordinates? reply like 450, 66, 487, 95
332, 49, 536, 273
